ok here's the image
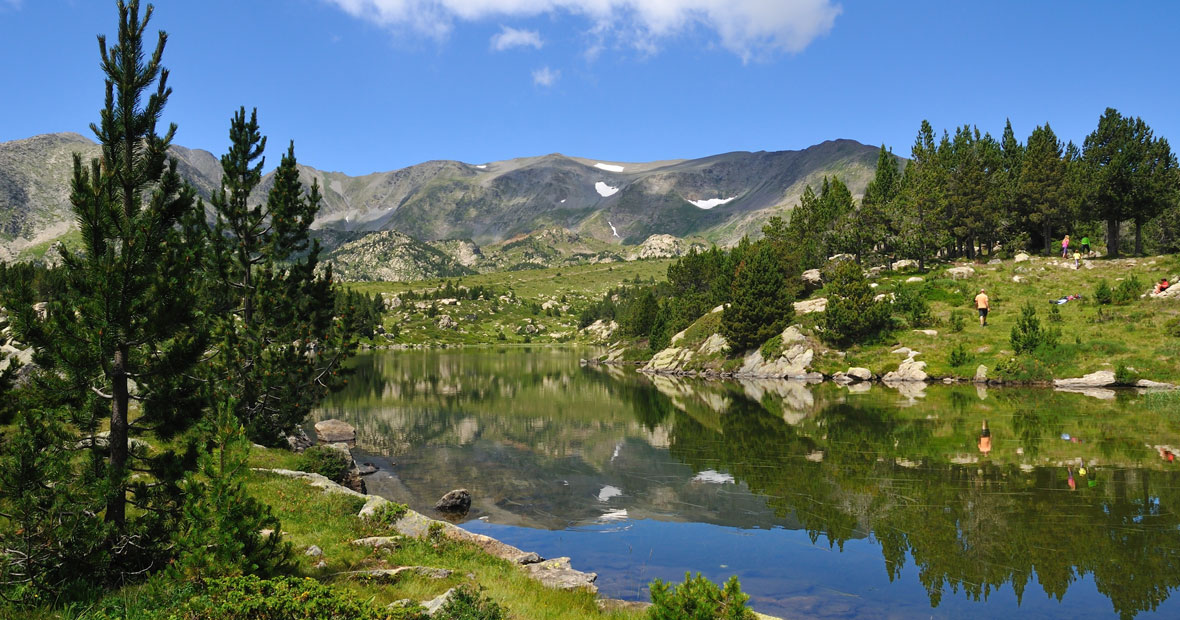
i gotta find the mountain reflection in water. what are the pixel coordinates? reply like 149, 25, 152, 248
315, 348, 1180, 619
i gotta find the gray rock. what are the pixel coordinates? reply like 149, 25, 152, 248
436, 314, 456, 329
522, 556, 598, 592
314, 419, 356, 444
974, 365, 988, 383
345, 567, 453, 582
892, 259, 918, 270
846, 367, 872, 382
1053, 370, 1116, 388
905, 276, 924, 283
422, 588, 457, 616
781, 325, 806, 344
1136, 379, 1178, 389
793, 297, 827, 314
435, 489, 472, 513
1014, 252, 1031, 262
801, 269, 823, 290
948, 264, 977, 278
305, 545, 323, 557
357, 462, 379, 476
351, 536, 403, 550
882, 358, 928, 383
697, 333, 729, 356
987, 258, 1002, 265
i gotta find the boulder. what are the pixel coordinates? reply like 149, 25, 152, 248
435, 489, 472, 514
801, 269, 823, 290
522, 557, 598, 592
882, 357, 928, 383
1012, 275, 1025, 283
643, 346, 693, 373
436, 314, 456, 329
947, 266, 976, 280
781, 325, 806, 344
974, 365, 988, 383
846, 367, 873, 382
831, 371, 852, 385
697, 333, 728, 356
1053, 370, 1116, 388
905, 276, 924, 283
305, 545, 323, 557
422, 588, 458, 616
793, 297, 827, 314
892, 259, 919, 270
1014, 252, 1030, 263
286, 428, 313, 452
987, 258, 1002, 265
315, 419, 356, 444
583, 319, 617, 341
1136, 379, 1178, 389
912, 329, 937, 336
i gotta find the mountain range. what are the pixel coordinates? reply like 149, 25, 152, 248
0, 132, 889, 271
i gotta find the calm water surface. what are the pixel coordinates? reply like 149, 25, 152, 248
315, 348, 1180, 619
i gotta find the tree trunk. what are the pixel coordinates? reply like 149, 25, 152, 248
106, 345, 129, 528
1134, 218, 1143, 256
1043, 222, 1052, 257
1106, 218, 1120, 258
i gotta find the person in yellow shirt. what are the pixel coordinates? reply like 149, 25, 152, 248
975, 288, 990, 326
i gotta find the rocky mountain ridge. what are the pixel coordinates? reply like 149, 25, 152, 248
1, 132, 891, 262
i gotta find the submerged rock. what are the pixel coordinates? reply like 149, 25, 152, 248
435, 489, 472, 514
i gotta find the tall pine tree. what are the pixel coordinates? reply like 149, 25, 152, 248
1, 0, 205, 574
203, 108, 358, 445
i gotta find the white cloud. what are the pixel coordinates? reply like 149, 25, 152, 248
323, 0, 842, 59
532, 65, 560, 86
490, 25, 543, 51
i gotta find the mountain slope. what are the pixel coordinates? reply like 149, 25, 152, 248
0, 133, 894, 258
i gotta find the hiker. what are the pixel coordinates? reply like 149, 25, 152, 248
978, 420, 992, 455
1073, 251, 1081, 269
1154, 278, 1170, 295
1061, 234, 1070, 258
975, 288, 990, 326
1080, 235, 1091, 255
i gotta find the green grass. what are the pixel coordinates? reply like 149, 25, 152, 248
349, 260, 672, 347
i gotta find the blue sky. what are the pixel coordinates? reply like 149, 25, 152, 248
1, 0, 1178, 175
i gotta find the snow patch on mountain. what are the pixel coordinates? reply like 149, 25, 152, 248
689, 196, 737, 210
608, 221, 620, 238
594, 162, 625, 172
596, 182, 619, 197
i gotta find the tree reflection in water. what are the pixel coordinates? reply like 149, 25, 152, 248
319, 349, 1180, 619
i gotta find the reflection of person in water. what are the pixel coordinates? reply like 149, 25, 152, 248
1160, 447, 1176, 463
978, 420, 992, 455
1067, 468, 1077, 491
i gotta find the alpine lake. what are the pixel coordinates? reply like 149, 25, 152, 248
313, 347, 1180, 619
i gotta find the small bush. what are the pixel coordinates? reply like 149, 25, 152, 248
1011, 302, 1058, 355
365, 501, 408, 528
892, 284, 933, 328
1115, 363, 1140, 385
297, 446, 350, 483
1114, 276, 1143, 304
648, 573, 755, 620
822, 261, 890, 347
1047, 304, 1062, 323
948, 343, 973, 367
1165, 316, 1180, 338
172, 576, 426, 620
436, 585, 505, 620
949, 310, 966, 333
1094, 280, 1113, 305
759, 334, 783, 360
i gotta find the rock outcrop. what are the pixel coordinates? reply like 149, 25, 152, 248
434, 489, 472, 514
794, 297, 827, 314
1053, 370, 1116, 388
946, 266, 976, 279
315, 419, 357, 444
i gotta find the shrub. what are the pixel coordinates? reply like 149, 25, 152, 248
949, 310, 966, 333
1010, 302, 1058, 355
892, 284, 933, 328
1165, 316, 1180, 338
298, 445, 351, 483
759, 334, 783, 360
1047, 304, 1062, 323
822, 261, 889, 347
647, 573, 755, 620
365, 501, 409, 529
172, 576, 426, 620
1094, 280, 1113, 305
948, 343, 973, 367
1113, 276, 1143, 304
436, 585, 506, 620
1115, 363, 1140, 385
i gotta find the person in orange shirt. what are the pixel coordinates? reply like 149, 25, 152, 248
974, 288, 990, 326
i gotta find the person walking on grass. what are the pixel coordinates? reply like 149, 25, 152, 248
975, 288, 990, 326
1061, 234, 1070, 258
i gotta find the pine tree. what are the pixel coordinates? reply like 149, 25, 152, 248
1017, 124, 1068, 256
821, 260, 890, 347
1083, 108, 1179, 257
0, 0, 205, 579
202, 109, 358, 445
895, 121, 947, 271
721, 242, 799, 352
